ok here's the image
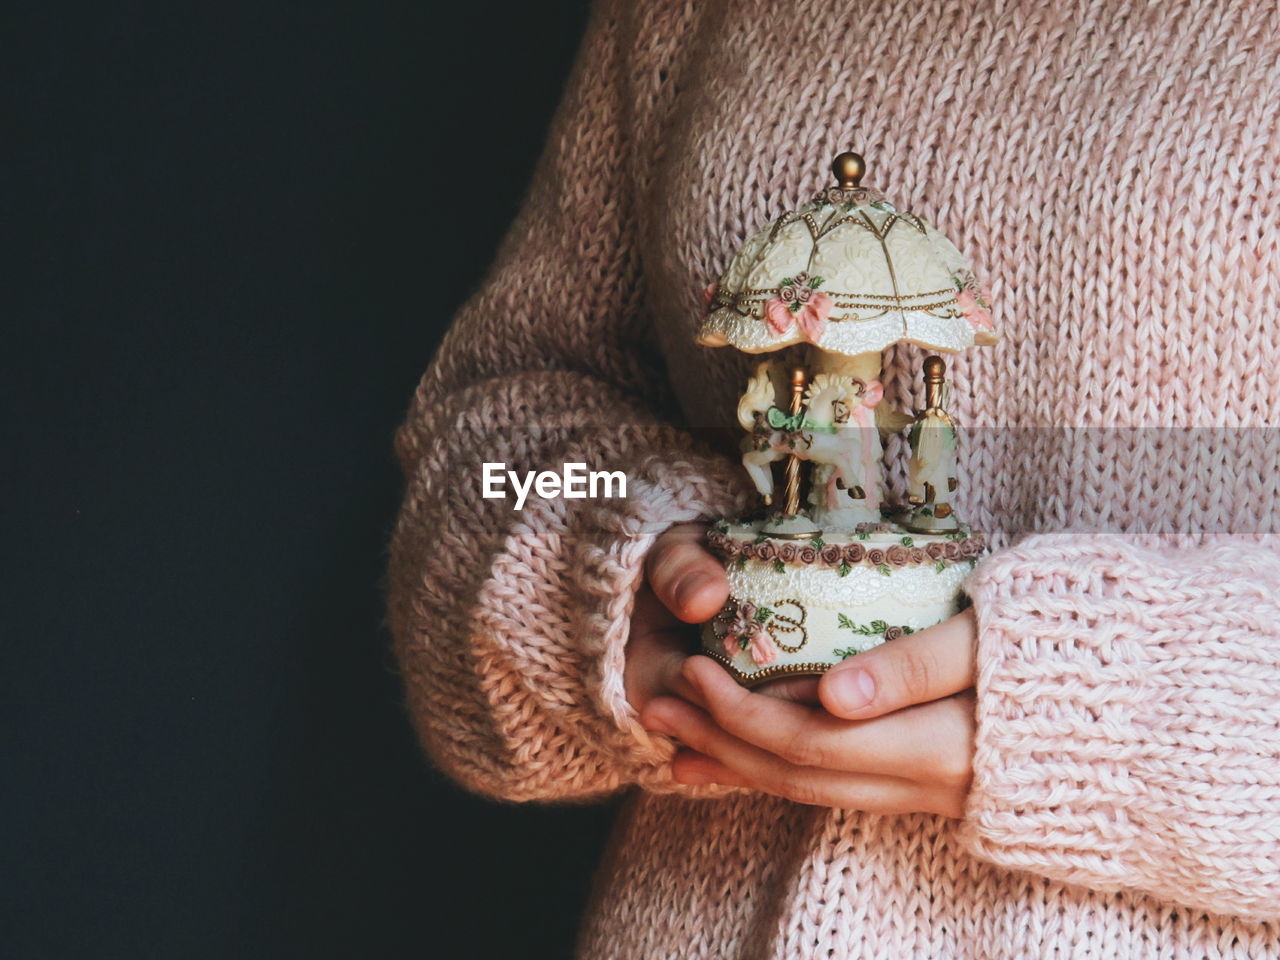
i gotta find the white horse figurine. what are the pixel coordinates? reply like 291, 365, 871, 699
737, 364, 883, 513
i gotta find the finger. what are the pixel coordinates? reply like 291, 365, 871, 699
645, 524, 729, 623
669, 749, 751, 788
642, 696, 925, 811
818, 607, 977, 719
755, 674, 820, 705
682, 655, 943, 777
624, 588, 707, 710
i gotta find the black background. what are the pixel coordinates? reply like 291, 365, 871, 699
7, 2, 619, 957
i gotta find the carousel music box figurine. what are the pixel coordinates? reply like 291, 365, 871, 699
697, 151, 999, 686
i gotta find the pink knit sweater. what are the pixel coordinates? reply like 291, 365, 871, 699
388, 0, 1280, 955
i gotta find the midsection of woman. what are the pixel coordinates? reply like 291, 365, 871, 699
581, 0, 1280, 955
389, 1, 1280, 956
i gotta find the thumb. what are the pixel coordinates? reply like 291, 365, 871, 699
645, 523, 729, 623
817, 608, 977, 718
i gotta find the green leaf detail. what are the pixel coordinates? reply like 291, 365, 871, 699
754, 607, 772, 623
833, 647, 860, 660
781, 276, 794, 286
772, 559, 785, 574
810, 536, 825, 549
837, 562, 851, 577
839, 616, 891, 637
878, 563, 892, 576
900, 536, 913, 546
810, 276, 824, 288
857, 531, 870, 541
935, 560, 946, 573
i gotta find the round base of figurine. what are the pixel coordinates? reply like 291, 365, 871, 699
898, 506, 961, 534
702, 519, 984, 687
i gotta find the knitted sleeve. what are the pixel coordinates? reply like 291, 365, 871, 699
386, 0, 750, 803
960, 533, 1280, 921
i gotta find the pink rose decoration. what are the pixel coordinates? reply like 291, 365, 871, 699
701, 281, 720, 311
720, 600, 779, 665
723, 600, 767, 661
956, 288, 994, 333
885, 544, 910, 566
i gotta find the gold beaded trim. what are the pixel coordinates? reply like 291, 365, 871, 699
710, 290, 961, 321
721, 286, 953, 302
698, 649, 833, 688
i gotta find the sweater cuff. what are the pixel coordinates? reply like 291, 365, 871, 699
459, 441, 754, 801
958, 533, 1280, 920
566, 448, 755, 793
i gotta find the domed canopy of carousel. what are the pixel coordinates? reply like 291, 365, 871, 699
697, 153, 999, 356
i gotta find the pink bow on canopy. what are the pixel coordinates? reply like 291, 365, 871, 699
956, 288, 994, 332
764, 272, 833, 342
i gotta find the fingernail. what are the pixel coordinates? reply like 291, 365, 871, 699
674, 572, 712, 611
830, 668, 876, 713
641, 711, 673, 736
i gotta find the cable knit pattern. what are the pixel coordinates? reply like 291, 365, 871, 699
388, 0, 1280, 955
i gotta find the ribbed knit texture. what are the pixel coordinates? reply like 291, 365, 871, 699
386, 0, 1280, 956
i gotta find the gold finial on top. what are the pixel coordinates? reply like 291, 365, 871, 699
832, 152, 866, 189
923, 355, 946, 382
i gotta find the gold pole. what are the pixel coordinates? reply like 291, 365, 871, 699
783, 366, 807, 516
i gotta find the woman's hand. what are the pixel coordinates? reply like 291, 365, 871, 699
637, 609, 979, 817
624, 524, 819, 714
